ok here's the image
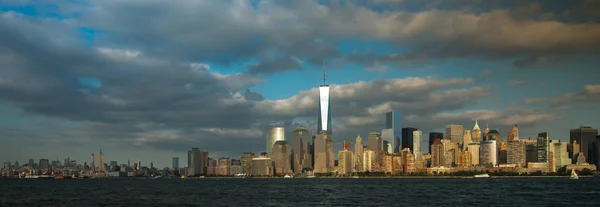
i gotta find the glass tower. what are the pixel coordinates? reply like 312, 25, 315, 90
382, 111, 402, 153
318, 63, 332, 134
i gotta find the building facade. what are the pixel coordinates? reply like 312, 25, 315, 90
537, 132, 550, 162
446, 124, 464, 146
292, 127, 309, 173
480, 140, 497, 167
251, 156, 273, 176
472, 120, 482, 143
507, 140, 526, 167
401, 128, 417, 152
413, 130, 422, 160
367, 132, 383, 164
570, 126, 598, 163
337, 150, 354, 176
382, 111, 402, 153
467, 143, 480, 165
314, 131, 334, 173
429, 132, 444, 154
241, 152, 255, 175
271, 140, 292, 175
354, 134, 363, 171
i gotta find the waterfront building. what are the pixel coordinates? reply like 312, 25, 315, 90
429, 132, 444, 154
292, 127, 309, 173
337, 150, 354, 176
367, 132, 383, 164
314, 131, 333, 173
431, 139, 444, 167
401, 128, 417, 152
381, 111, 402, 153
467, 143, 480, 165
266, 127, 285, 157
363, 150, 375, 172
471, 120, 482, 143
442, 139, 459, 167
463, 130, 472, 151
550, 141, 569, 169
570, 126, 598, 163
354, 134, 363, 171
172, 157, 179, 170
413, 130, 422, 160
507, 140, 526, 167
271, 140, 292, 175
523, 139, 538, 164
217, 157, 230, 176
402, 148, 416, 173
537, 132, 550, 162
231, 159, 243, 175
457, 151, 472, 168
480, 140, 497, 167
207, 159, 217, 175
251, 155, 273, 176
241, 152, 255, 174
39, 159, 49, 169
383, 154, 403, 175
527, 162, 550, 173
91, 154, 95, 171
446, 124, 464, 146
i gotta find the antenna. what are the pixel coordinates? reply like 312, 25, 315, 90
323, 61, 327, 85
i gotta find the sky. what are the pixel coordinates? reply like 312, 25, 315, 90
1, 0, 600, 168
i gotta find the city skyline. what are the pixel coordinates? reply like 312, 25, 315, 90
1, 0, 600, 167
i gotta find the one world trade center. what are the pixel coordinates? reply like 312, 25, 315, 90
318, 63, 332, 134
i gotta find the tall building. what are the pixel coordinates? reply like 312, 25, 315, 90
537, 132, 550, 162
570, 126, 598, 163
431, 139, 444, 167
467, 143, 480, 166
28, 159, 34, 169
187, 148, 204, 176
337, 149, 354, 176
442, 140, 459, 167
266, 127, 285, 157
98, 149, 105, 172
381, 111, 402, 153
524, 139, 538, 164
446, 124, 464, 146
363, 150, 375, 172
91, 154, 95, 171
292, 127, 309, 173
318, 64, 332, 134
271, 140, 292, 175
39, 159, 49, 169
172, 157, 179, 170
217, 157, 231, 176
550, 141, 569, 169
429, 132, 443, 154
354, 134, 364, 171
314, 131, 333, 173
463, 130, 472, 151
241, 152, 255, 174
230, 159, 243, 175
401, 128, 417, 151
413, 130, 422, 160
367, 132, 383, 164
471, 120, 482, 143
480, 140, 497, 167
507, 140, 526, 167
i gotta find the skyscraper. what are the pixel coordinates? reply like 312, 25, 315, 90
463, 130, 472, 151
537, 132, 549, 162
471, 120, 482, 143
172, 157, 179, 170
292, 127, 309, 173
271, 140, 292, 175
363, 150, 375, 172
429, 132, 443, 154
91, 154, 95, 171
413, 130, 422, 160
317, 64, 332, 134
480, 140, 497, 167
188, 148, 203, 176
314, 131, 334, 173
367, 132, 383, 164
337, 144, 354, 176
401, 128, 417, 151
467, 143, 480, 165
241, 152, 255, 175
507, 140, 526, 167
98, 149, 105, 172
355, 134, 363, 171
570, 126, 598, 163
431, 139, 444, 167
266, 127, 285, 157
446, 124, 464, 146
382, 111, 402, 153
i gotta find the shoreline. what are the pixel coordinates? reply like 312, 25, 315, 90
2, 175, 595, 180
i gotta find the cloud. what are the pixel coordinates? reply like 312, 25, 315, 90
247, 56, 303, 75
525, 84, 600, 104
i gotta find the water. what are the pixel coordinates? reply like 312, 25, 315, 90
1, 177, 599, 206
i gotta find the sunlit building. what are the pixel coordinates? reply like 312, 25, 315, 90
251, 155, 273, 176
241, 152, 255, 175
467, 143, 480, 165
266, 127, 285, 157
314, 131, 333, 173
507, 140, 526, 168
431, 139, 444, 167
292, 127, 309, 173
463, 130, 472, 151
537, 132, 550, 162
429, 132, 444, 154
337, 150, 354, 176
381, 111, 402, 153
217, 157, 230, 176
480, 140, 497, 167
446, 124, 464, 146
355, 134, 364, 171
363, 150, 375, 172
367, 132, 383, 164
413, 130, 422, 160
471, 120, 482, 143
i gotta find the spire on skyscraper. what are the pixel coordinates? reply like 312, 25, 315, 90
323, 61, 327, 86
473, 120, 481, 130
